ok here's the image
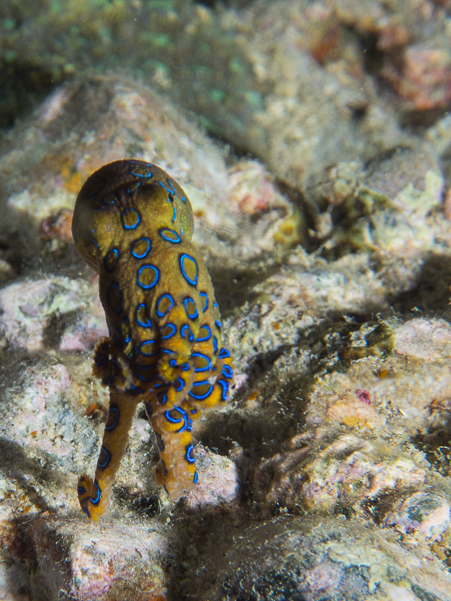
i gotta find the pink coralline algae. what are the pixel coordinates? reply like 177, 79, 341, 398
21, 516, 171, 601
383, 44, 451, 110
355, 389, 372, 405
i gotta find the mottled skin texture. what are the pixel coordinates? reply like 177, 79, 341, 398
72, 159, 234, 521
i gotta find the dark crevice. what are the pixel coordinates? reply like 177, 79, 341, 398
0, 63, 65, 130
195, 0, 256, 8
358, 31, 385, 78
387, 252, 451, 319
200, 372, 311, 460
113, 487, 160, 519
399, 104, 451, 130
210, 261, 280, 318
0, 438, 60, 514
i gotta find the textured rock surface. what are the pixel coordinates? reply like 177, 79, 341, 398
1, 1, 451, 598
196, 517, 451, 601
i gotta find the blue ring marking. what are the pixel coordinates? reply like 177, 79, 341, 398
161, 323, 176, 340
193, 471, 199, 483
153, 378, 166, 389
127, 384, 144, 396
181, 362, 190, 371
166, 179, 176, 194
127, 180, 141, 194
90, 481, 101, 505
126, 345, 138, 361
222, 365, 233, 379
141, 340, 157, 356
81, 499, 91, 518
164, 407, 192, 432
94, 355, 107, 366
161, 348, 175, 355
195, 325, 212, 342
213, 337, 218, 354
180, 254, 198, 287
134, 371, 154, 383
156, 293, 174, 317
107, 283, 122, 315
189, 380, 214, 400
184, 297, 198, 320
129, 162, 153, 178
97, 446, 111, 469
157, 390, 168, 405
103, 375, 113, 387
131, 237, 151, 259
213, 302, 222, 328
171, 203, 177, 223
103, 192, 117, 205
77, 486, 87, 495
135, 363, 157, 371
200, 292, 209, 312
185, 444, 195, 464
159, 227, 181, 244
122, 317, 131, 344
121, 208, 140, 230
169, 359, 177, 367
218, 379, 229, 401
175, 378, 185, 392
134, 364, 157, 382
137, 264, 159, 289
219, 348, 231, 359
181, 324, 194, 341
136, 303, 152, 328
191, 352, 212, 373
104, 248, 119, 272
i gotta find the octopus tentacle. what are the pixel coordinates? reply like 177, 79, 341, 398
78, 391, 139, 521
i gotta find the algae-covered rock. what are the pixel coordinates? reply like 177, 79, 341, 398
1, 2, 451, 598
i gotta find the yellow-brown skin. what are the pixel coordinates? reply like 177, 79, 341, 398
72, 160, 234, 521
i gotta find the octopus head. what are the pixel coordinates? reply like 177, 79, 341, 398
72, 159, 194, 272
